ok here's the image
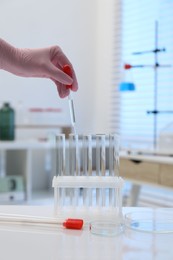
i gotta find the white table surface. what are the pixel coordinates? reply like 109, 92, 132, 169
0, 206, 172, 260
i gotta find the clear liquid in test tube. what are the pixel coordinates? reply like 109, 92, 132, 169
56, 134, 66, 207
69, 134, 80, 206
96, 134, 106, 207
56, 134, 65, 177
82, 135, 92, 206
109, 134, 119, 177
109, 134, 120, 207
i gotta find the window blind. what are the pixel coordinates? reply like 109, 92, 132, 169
112, 0, 173, 152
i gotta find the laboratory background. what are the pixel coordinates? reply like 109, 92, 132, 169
0, 0, 173, 208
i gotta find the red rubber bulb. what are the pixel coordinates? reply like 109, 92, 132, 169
63, 65, 73, 90
63, 218, 84, 230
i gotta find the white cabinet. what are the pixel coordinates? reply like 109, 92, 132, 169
120, 151, 173, 188
0, 140, 55, 203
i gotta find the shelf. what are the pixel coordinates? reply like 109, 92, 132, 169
16, 124, 70, 129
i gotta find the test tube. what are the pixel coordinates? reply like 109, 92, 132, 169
109, 133, 119, 177
96, 134, 106, 207
82, 135, 92, 206
69, 134, 80, 176
56, 134, 65, 207
109, 134, 120, 207
88, 135, 93, 176
69, 134, 80, 206
56, 134, 65, 176
88, 135, 93, 206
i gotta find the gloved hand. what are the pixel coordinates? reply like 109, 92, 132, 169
0, 38, 78, 98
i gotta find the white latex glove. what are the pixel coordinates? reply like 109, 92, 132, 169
0, 38, 78, 98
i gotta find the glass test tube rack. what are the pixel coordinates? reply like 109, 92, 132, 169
52, 134, 124, 222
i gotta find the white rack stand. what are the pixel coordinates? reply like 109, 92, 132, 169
52, 134, 124, 223
52, 176, 124, 221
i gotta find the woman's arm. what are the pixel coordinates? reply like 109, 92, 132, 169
0, 38, 78, 98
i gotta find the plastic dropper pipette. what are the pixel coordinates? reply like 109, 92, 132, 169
0, 213, 83, 230
63, 65, 77, 134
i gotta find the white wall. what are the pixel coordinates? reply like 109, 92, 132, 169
0, 0, 115, 135
95, 0, 120, 134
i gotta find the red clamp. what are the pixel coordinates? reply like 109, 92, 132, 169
124, 64, 132, 70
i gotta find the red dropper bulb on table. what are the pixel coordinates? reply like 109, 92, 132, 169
63, 218, 84, 230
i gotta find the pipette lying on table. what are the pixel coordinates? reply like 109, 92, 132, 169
0, 213, 83, 230
63, 65, 77, 134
